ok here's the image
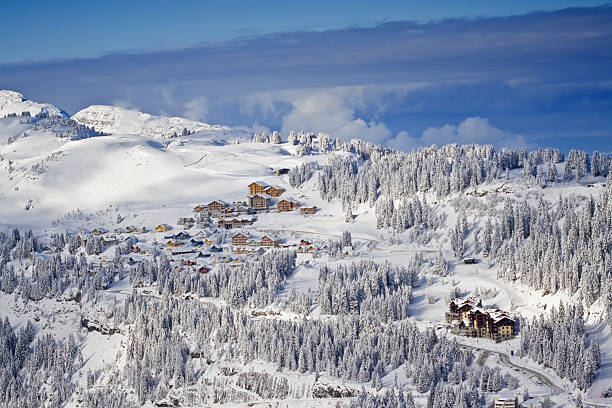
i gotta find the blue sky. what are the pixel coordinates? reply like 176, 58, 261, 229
1, 2, 611, 152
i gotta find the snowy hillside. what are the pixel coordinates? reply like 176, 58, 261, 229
0, 99, 611, 408
0, 90, 66, 118
72, 105, 231, 139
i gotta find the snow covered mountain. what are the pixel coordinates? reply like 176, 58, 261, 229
0, 90, 66, 118
72, 105, 230, 138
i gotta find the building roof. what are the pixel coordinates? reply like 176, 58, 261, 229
248, 181, 269, 188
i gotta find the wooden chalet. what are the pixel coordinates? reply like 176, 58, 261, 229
198, 266, 210, 274
92, 228, 105, 236
207, 200, 229, 213
248, 194, 269, 210
166, 241, 185, 247
155, 224, 172, 232
232, 232, 250, 247
261, 235, 283, 248
277, 199, 300, 212
193, 205, 205, 213
300, 206, 317, 215
265, 186, 285, 197
248, 181, 269, 195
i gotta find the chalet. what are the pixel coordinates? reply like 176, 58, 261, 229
125, 225, 139, 233
232, 232, 250, 247
264, 186, 285, 197
193, 205, 205, 213
261, 235, 283, 248
182, 259, 197, 266
277, 199, 301, 212
172, 231, 191, 240
249, 194, 269, 210
248, 181, 269, 195
101, 236, 117, 246
494, 393, 518, 408
207, 200, 229, 213
178, 217, 195, 228
463, 257, 476, 264
92, 228, 104, 236
155, 224, 172, 232
197, 252, 211, 258
210, 246, 223, 253
171, 249, 195, 256
446, 297, 483, 322
114, 227, 125, 234
166, 241, 185, 247
300, 206, 317, 215
190, 239, 204, 246
198, 266, 210, 274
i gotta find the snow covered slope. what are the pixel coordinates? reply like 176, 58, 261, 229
0, 90, 66, 118
72, 105, 230, 138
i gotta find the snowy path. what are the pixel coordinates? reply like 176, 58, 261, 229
458, 341, 564, 395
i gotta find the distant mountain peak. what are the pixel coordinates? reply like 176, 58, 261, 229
71, 105, 230, 139
0, 90, 66, 118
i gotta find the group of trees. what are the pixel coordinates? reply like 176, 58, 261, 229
519, 302, 600, 390
496, 190, 612, 306
317, 260, 418, 322
375, 196, 446, 234
0, 317, 81, 408
114, 294, 481, 405
130, 249, 296, 307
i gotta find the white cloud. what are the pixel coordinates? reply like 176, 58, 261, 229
111, 98, 139, 110
386, 130, 421, 151
420, 117, 530, 149
183, 97, 209, 122
279, 89, 391, 144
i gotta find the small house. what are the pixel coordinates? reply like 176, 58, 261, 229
101, 236, 117, 246
92, 228, 104, 236
198, 266, 210, 274
166, 241, 185, 247
463, 257, 476, 264
248, 194, 269, 210
261, 235, 283, 248
248, 181, 269, 195
155, 224, 172, 232
277, 199, 301, 212
173, 231, 191, 240
300, 206, 317, 215
232, 232, 250, 247
494, 392, 518, 408
190, 239, 204, 246
193, 205, 205, 213
207, 200, 229, 213
265, 186, 285, 197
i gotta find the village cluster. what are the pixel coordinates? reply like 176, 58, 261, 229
83, 178, 320, 275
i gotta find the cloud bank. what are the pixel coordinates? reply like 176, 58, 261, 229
0, 6, 610, 151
